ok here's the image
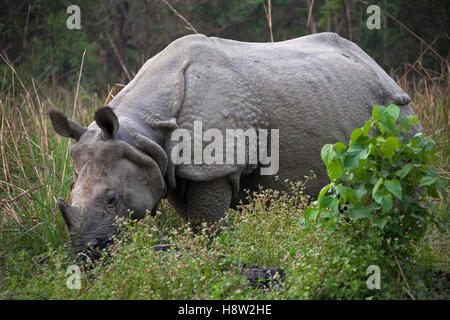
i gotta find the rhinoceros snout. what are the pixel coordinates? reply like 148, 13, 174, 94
75, 235, 115, 262
75, 239, 105, 263
76, 251, 98, 265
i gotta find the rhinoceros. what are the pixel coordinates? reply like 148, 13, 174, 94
49, 32, 420, 256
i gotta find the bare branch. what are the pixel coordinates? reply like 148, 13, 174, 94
306, 0, 315, 30
262, 0, 274, 42
161, 0, 199, 34
106, 34, 132, 81
393, 249, 416, 300
72, 48, 86, 119
104, 83, 126, 105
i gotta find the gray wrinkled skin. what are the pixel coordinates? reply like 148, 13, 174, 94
50, 33, 421, 255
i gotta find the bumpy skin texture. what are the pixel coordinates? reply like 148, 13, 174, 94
107, 32, 420, 222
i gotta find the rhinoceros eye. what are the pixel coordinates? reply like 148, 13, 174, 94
106, 191, 117, 207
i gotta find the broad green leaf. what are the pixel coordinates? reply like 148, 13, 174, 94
318, 184, 331, 202
386, 104, 400, 128
319, 196, 339, 214
304, 208, 319, 222
373, 192, 384, 205
374, 105, 400, 130
346, 142, 367, 156
343, 143, 369, 169
373, 105, 387, 123
399, 115, 418, 132
317, 211, 339, 228
349, 204, 371, 219
321, 144, 335, 166
326, 159, 342, 182
363, 120, 372, 135
418, 176, 437, 187
384, 179, 402, 200
399, 116, 412, 132
369, 202, 380, 211
375, 121, 387, 135
380, 194, 393, 213
372, 105, 381, 119
350, 128, 363, 145
335, 184, 357, 205
375, 136, 386, 149
372, 178, 383, 199
357, 158, 369, 169
374, 217, 389, 230
355, 185, 368, 201
335, 142, 347, 154
329, 198, 339, 214
382, 136, 400, 160
343, 154, 359, 170
396, 163, 413, 179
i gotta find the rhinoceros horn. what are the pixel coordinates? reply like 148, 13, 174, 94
57, 198, 82, 231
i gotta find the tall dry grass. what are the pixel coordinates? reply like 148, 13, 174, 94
0, 54, 102, 254
409, 74, 449, 173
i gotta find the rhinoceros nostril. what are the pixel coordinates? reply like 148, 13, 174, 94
76, 251, 95, 265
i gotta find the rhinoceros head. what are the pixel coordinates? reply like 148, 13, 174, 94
49, 107, 167, 259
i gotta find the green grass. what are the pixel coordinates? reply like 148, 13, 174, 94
0, 65, 448, 300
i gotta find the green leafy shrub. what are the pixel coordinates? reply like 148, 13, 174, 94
304, 104, 443, 243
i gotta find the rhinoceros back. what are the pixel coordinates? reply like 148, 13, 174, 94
209, 33, 413, 195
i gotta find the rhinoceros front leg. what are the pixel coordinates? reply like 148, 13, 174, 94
186, 177, 233, 224
168, 177, 232, 224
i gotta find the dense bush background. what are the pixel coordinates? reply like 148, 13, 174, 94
0, 0, 448, 89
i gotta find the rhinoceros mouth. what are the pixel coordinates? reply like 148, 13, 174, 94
76, 251, 98, 265
75, 240, 112, 265
75, 228, 120, 261
77, 234, 115, 253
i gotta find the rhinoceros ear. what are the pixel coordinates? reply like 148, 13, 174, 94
49, 109, 87, 141
95, 106, 119, 139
